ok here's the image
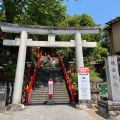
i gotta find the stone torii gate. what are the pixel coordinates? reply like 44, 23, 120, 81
0, 22, 101, 109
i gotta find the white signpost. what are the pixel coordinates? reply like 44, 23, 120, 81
78, 67, 91, 100
48, 79, 54, 99
47, 79, 54, 105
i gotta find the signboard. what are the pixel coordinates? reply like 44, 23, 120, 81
99, 83, 108, 98
105, 56, 120, 101
48, 79, 54, 99
78, 67, 91, 100
0, 86, 7, 113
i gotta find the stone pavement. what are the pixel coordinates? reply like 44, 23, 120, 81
0, 104, 108, 120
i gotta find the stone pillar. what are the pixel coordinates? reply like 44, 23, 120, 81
105, 56, 120, 101
12, 31, 28, 104
75, 33, 84, 67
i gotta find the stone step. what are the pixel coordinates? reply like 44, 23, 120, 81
29, 95, 69, 100
31, 89, 68, 92
53, 96, 69, 98
28, 100, 70, 104
30, 95, 69, 99
29, 97, 48, 100
30, 93, 69, 97
30, 96, 69, 100
30, 94, 48, 97
29, 98, 70, 103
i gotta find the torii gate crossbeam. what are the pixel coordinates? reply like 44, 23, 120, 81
3, 39, 97, 48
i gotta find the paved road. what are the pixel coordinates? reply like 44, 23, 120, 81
0, 104, 98, 120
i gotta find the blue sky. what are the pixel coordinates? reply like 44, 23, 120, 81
62, 0, 120, 26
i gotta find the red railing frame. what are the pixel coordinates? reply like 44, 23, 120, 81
58, 53, 76, 103
24, 51, 42, 103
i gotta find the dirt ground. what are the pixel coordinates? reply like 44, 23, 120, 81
86, 105, 108, 120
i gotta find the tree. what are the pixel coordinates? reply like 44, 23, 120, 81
0, 0, 67, 25
1, 0, 28, 23
99, 29, 110, 53
25, 0, 66, 26
93, 43, 109, 62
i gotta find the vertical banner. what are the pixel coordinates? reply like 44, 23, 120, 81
48, 79, 54, 99
78, 67, 91, 100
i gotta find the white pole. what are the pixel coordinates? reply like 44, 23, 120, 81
75, 33, 84, 67
12, 31, 27, 104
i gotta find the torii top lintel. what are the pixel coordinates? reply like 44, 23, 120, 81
0, 22, 101, 35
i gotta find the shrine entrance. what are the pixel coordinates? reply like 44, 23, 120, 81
0, 22, 101, 109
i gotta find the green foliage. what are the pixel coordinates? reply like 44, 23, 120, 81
1, 64, 16, 81
99, 30, 110, 52
70, 73, 78, 90
89, 66, 103, 81
25, 0, 66, 25
59, 14, 95, 27
79, 13, 95, 26
93, 43, 109, 62
1, 0, 28, 23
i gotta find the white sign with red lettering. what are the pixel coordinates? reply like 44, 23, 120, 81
78, 67, 91, 100
48, 80, 54, 95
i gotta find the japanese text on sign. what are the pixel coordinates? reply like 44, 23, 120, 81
78, 67, 91, 100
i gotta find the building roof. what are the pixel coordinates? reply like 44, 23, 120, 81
0, 22, 101, 30
106, 16, 120, 25
105, 16, 120, 30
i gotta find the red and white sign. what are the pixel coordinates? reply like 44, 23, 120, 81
78, 67, 89, 74
78, 67, 91, 100
48, 79, 54, 99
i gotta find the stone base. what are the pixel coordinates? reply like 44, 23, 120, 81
6, 104, 26, 112
98, 100, 108, 118
108, 100, 120, 119
47, 99, 54, 105
109, 114, 120, 120
76, 103, 93, 110
98, 100, 120, 119
98, 105, 108, 119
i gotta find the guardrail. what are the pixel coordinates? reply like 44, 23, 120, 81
58, 53, 76, 103
24, 51, 42, 103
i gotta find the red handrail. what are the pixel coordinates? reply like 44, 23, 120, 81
58, 53, 76, 103
25, 51, 42, 103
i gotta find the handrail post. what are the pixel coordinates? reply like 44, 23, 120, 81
71, 90, 75, 102
25, 85, 29, 103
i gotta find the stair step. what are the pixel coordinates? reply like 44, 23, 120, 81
29, 98, 48, 100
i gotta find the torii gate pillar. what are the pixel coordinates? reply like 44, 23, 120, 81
12, 31, 27, 104
6, 31, 28, 111
75, 33, 84, 67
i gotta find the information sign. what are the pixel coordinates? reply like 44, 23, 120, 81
78, 67, 91, 100
99, 83, 108, 98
